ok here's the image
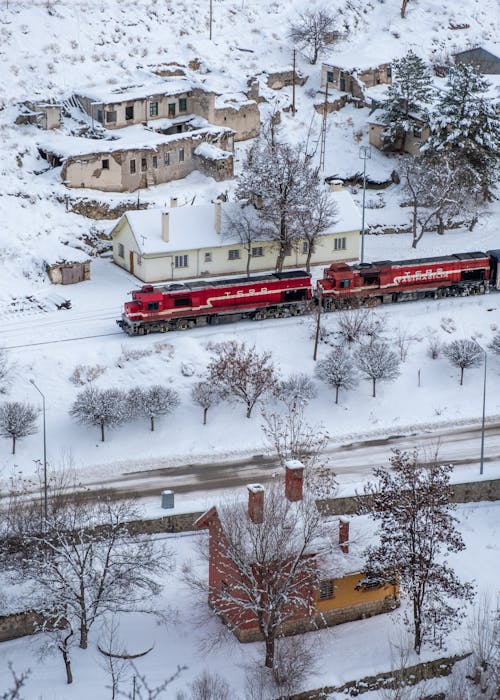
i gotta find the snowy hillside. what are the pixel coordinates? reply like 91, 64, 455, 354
0, 0, 498, 302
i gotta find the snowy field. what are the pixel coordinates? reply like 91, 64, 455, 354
0, 501, 498, 698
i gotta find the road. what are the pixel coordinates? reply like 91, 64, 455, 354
78, 420, 500, 500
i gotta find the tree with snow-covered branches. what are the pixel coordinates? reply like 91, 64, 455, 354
335, 306, 384, 344
127, 385, 179, 431
261, 403, 328, 468
191, 379, 222, 425
70, 386, 127, 442
296, 183, 338, 273
236, 122, 335, 272
207, 341, 276, 418
0, 348, 11, 394
9, 497, 171, 655
401, 154, 477, 248
379, 50, 433, 152
315, 345, 358, 404
289, 8, 337, 65
444, 338, 482, 385
355, 341, 400, 397
0, 401, 38, 454
489, 331, 500, 357
222, 204, 263, 278
362, 450, 474, 654
424, 63, 500, 200
277, 373, 317, 410
186, 480, 325, 669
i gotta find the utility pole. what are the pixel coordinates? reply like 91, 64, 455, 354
29, 380, 47, 524
209, 0, 213, 40
319, 81, 329, 171
313, 286, 323, 361
292, 49, 296, 116
359, 146, 371, 264
479, 346, 487, 475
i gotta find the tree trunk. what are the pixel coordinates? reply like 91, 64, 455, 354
246, 403, 253, 418
100, 420, 105, 442
276, 247, 286, 273
203, 407, 208, 425
246, 250, 251, 278
460, 366, 464, 386
335, 385, 339, 404
372, 377, 376, 398
305, 243, 313, 274
401, 0, 409, 18
150, 415, 155, 431
79, 622, 88, 650
12, 435, 16, 455
413, 601, 422, 654
265, 635, 275, 669
62, 647, 73, 684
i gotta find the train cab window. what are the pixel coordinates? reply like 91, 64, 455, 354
174, 297, 191, 307
147, 301, 159, 311
340, 279, 351, 288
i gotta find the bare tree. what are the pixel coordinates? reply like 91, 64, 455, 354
118, 664, 186, 700
127, 385, 179, 431
427, 334, 442, 360
401, 155, 479, 248
70, 386, 127, 441
236, 122, 329, 272
17, 497, 172, 651
0, 664, 30, 700
466, 594, 500, 697
261, 403, 328, 468
0, 401, 38, 454
355, 341, 400, 397
277, 373, 317, 409
177, 670, 232, 700
489, 331, 500, 356
222, 204, 262, 277
191, 379, 221, 425
191, 481, 325, 669
444, 339, 482, 385
335, 306, 384, 344
396, 325, 414, 362
362, 450, 474, 654
296, 186, 338, 273
289, 9, 337, 64
315, 345, 358, 404
207, 341, 276, 418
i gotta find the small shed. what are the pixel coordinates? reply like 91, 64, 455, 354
45, 246, 91, 285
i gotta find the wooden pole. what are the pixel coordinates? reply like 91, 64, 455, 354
292, 50, 296, 116
313, 286, 323, 361
209, 0, 213, 40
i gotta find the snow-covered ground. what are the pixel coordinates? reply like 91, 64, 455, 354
0, 1, 499, 696
0, 501, 498, 698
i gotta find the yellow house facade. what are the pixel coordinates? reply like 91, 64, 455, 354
110, 190, 361, 283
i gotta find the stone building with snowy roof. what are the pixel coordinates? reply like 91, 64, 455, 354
368, 109, 430, 155
109, 189, 361, 282
194, 463, 399, 643
38, 122, 234, 192
74, 77, 260, 142
320, 61, 392, 101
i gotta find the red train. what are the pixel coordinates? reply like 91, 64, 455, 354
117, 250, 500, 336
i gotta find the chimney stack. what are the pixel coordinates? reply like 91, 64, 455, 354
247, 484, 264, 524
214, 201, 222, 234
284, 460, 304, 502
339, 518, 349, 554
170, 197, 178, 208
161, 212, 169, 242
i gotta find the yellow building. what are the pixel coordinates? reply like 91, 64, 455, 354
110, 190, 361, 283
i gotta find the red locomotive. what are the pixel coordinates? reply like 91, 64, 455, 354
318, 251, 498, 309
117, 270, 312, 335
117, 250, 500, 335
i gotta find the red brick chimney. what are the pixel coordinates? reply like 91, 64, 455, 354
339, 518, 349, 554
247, 484, 264, 524
284, 460, 304, 502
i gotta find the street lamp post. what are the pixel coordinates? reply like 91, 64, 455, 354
359, 146, 371, 265
30, 379, 47, 522
479, 347, 487, 476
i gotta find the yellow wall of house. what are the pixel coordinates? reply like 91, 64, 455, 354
315, 572, 399, 614
111, 224, 360, 283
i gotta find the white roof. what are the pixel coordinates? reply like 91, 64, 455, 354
76, 77, 199, 104
116, 190, 361, 256
39, 124, 231, 159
